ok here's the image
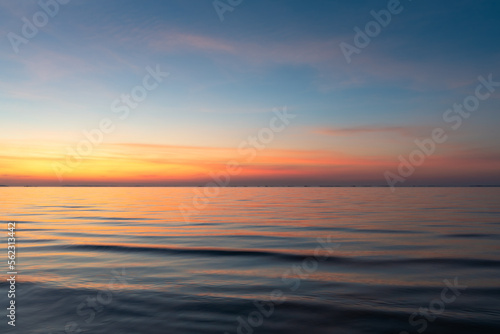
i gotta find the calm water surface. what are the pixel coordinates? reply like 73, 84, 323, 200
1, 187, 499, 334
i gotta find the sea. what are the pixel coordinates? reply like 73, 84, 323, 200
0, 187, 499, 334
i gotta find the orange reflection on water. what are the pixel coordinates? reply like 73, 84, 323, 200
2, 187, 500, 291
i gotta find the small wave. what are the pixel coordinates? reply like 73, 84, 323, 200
442, 233, 500, 239
62, 244, 500, 268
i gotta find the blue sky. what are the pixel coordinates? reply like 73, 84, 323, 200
1, 0, 499, 185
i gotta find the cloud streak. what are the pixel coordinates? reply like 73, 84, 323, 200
314, 125, 424, 137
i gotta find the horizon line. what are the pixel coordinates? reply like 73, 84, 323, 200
1, 185, 500, 188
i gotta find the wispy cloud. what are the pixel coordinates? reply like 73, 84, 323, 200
149, 32, 236, 54
314, 125, 423, 137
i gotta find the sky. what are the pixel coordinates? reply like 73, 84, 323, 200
0, 0, 499, 186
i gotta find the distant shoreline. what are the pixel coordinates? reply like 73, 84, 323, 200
1, 185, 500, 188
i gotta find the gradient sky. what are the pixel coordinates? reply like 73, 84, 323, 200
1, 0, 499, 186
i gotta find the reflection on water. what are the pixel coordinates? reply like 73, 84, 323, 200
1, 187, 500, 333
